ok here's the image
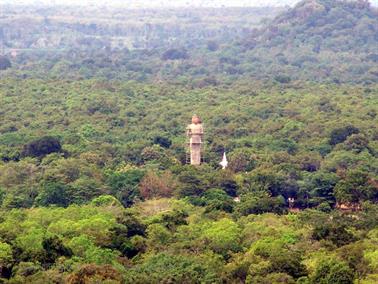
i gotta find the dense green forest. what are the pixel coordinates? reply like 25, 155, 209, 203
0, 0, 377, 283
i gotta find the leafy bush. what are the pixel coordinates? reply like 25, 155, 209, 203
235, 193, 286, 216
161, 48, 188, 60
0, 56, 11, 70
329, 126, 360, 146
311, 258, 354, 284
22, 136, 62, 158
124, 253, 221, 283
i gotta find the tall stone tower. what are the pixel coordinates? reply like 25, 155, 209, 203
186, 114, 204, 165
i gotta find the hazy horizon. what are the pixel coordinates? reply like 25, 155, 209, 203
0, 0, 308, 7
2, 0, 377, 8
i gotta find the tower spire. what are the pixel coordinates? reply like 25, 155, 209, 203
220, 152, 228, 169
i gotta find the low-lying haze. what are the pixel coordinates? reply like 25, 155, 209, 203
0, 0, 305, 7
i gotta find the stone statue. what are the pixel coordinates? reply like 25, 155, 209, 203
186, 114, 204, 165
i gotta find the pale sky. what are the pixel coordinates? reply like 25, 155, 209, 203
0, 0, 306, 7
1, 0, 377, 7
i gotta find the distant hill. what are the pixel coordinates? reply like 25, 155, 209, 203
242, 0, 378, 83
1, 0, 377, 84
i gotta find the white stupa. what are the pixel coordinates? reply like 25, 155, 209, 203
219, 152, 228, 169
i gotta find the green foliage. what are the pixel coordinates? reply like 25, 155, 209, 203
202, 189, 235, 213
334, 169, 377, 203
153, 136, 172, 148
201, 218, 241, 255
35, 181, 70, 207
21, 136, 62, 158
91, 195, 122, 207
106, 168, 145, 206
161, 48, 189, 61
0, 242, 13, 267
0, 1, 377, 282
247, 272, 296, 284
312, 223, 357, 247
0, 80, 376, 283
310, 257, 354, 284
42, 236, 72, 267
235, 192, 286, 216
11, 261, 42, 280
303, 171, 339, 207
0, 55, 11, 70
66, 264, 122, 284
124, 253, 221, 283
329, 125, 360, 146
0, 201, 377, 282
268, 251, 307, 279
